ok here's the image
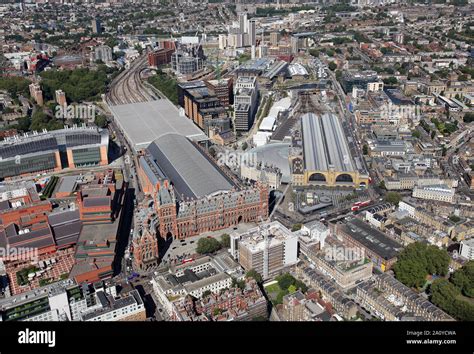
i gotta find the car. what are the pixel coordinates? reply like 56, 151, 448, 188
190, 241, 194, 244
172, 247, 177, 250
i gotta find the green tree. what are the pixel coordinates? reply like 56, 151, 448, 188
291, 223, 302, 232
451, 261, 474, 298
328, 61, 337, 71
94, 114, 108, 128
220, 233, 230, 248
393, 258, 427, 288
385, 191, 402, 205
463, 112, 474, 123
196, 237, 221, 254
276, 273, 295, 290
245, 269, 263, 283
362, 144, 369, 155
393, 242, 450, 289
0, 76, 31, 98
383, 76, 398, 86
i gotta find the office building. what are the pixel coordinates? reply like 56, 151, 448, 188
0, 126, 108, 180
341, 71, 379, 94
335, 217, 402, 271
270, 32, 280, 46
234, 76, 258, 132
0, 280, 145, 322
91, 18, 101, 34
147, 48, 175, 67
205, 78, 233, 108
230, 221, 298, 280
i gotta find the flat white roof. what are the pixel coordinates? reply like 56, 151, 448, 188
109, 100, 207, 151
259, 116, 276, 131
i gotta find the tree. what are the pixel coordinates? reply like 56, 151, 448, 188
378, 180, 386, 190
196, 237, 221, 254
245, 269, 263, 283
383, 76, 398, 86
393, 242, 450, 289
220, 233, 230, 248
291, 223, 302, 232
362, 144, 369, 155
385, 191, 401, 205
94, 114, 108, 128
393, 258, 427, 288
202, 290, 212, 298
451, 261, 474, 298
213, 307, 222, 316
328, 61, 337, 71
412, 130, 421, 139
0, 76, 31, 98
231, 277, 245, 290
463, 112, 474, 123
277, 273, 295, 290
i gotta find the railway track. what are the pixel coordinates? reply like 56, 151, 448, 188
107, 55, 153, 106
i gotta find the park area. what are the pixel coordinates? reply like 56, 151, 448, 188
264, 273, 308, 306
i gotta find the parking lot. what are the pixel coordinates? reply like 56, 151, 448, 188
160, 222, 257, 265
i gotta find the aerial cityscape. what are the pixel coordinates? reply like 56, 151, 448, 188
1, 0, 474, 335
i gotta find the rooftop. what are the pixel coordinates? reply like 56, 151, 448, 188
146, 133, 235, 199
109, 100, 207, 151
302, 113, 355, 172
339, 218, 402, 261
